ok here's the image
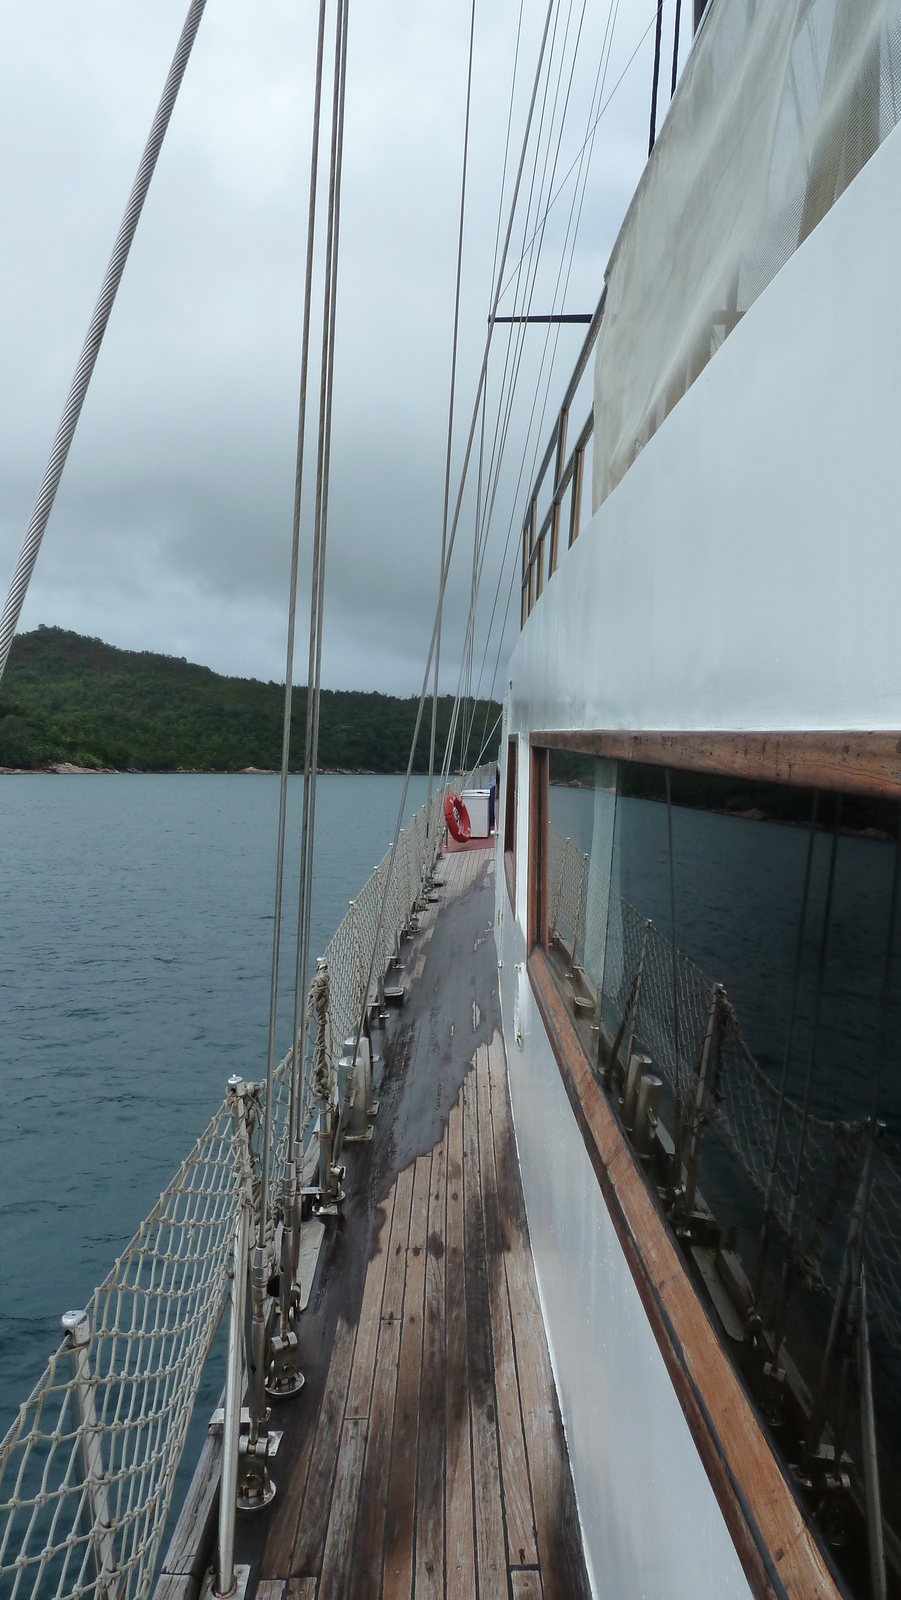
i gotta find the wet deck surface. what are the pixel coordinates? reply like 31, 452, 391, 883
237, 847, 590, 1600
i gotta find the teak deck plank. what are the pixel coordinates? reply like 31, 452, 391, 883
414, 1126, 448, 1600
346, 1189, 396, 1420
382, 1164, 416, 1324
444, 1094, 476, 1600
255, 1583, 286, 1600
286, 1581, 317, 1600
291, 1314, 358, 1578
462, 1069, 507, 1598
348, 1314, 402, 1600
382, 1153, 431, 1600
152, 1576, 194, 1600
318, 1417, 368, 1600
476, 1047, 538, 1569
511, 1572, 544, 1599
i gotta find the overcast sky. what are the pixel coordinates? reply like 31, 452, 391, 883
0, 0, 692, 694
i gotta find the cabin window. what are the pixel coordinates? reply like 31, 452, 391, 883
540, 746, 616, 986
531, 736, 901, 1559
537, 753, 901, 1154
504, 737, 517, 909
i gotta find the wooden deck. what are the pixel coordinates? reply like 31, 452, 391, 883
241, 848, 590, 1600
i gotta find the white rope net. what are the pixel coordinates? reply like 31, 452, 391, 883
311, 791, 444, 1104
0, 795, 443, 1600
0, 1100, 244, 1600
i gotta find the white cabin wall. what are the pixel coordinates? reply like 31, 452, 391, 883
508, 118, 901, 737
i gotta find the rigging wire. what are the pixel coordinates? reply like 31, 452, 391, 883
472, 0, 617, 606
497, 6, 658, 305
296, 0, 351, 1093
439, 0, 581, 782
427, 0, 478, 820
452, 0, 620, 772
259, 0, 350, 1253
342, 0, 561, 1096
260, 0, 329, 1291
466, 0, 621, 750
0, 0, 209, 685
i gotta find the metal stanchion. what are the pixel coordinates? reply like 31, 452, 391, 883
229, 1076, 277, 1512
214, 1178, 251, 1596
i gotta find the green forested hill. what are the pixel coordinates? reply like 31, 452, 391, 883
0, 628, 501, 774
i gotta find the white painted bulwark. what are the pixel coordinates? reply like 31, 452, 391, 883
497, 910, 753, 1600
509, 119, 901, 738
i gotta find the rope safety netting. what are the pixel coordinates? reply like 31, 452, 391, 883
547, 823, 901, 1350
0, 794, 442, 1600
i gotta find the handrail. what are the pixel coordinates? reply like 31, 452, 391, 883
520, 286, 605, 626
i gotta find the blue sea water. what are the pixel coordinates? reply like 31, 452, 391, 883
0, 772, 428, 1510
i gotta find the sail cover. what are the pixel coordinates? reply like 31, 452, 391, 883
593, 0, 901, 511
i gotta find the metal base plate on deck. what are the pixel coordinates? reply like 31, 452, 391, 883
199, 1563, 250, 1600
297, 1217, 326, 1311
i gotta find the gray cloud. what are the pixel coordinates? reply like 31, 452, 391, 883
0, 0, 686, 693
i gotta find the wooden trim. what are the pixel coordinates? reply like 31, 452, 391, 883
504, 851, 516, 912
532, 728, 901, 802
504, 739, 517, 912
527, 747, 548, 952
527, 948, 842, 1600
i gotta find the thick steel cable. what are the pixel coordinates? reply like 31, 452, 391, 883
295, 0, 350, 1109
427, 0, 478, 821
285, 0, 329, 1168
341, 0, 560, 1110
258, 0, 329, 1262
670, 0, 683, 95
0, 0, 208, 685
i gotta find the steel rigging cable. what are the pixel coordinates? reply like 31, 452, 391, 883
259, 0, 330, 1293
427, 0, 479, 821
456, 0, 621, 766
343, 0, 561, 1096
0, 0, 209, 685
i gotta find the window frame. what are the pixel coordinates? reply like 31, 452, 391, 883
503, 736, 518, 910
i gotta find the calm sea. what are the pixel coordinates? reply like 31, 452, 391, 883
0, 772, 429, 1516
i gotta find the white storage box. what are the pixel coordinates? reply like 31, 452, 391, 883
461, 788, 490, 838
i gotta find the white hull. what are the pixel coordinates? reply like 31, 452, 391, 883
492, 105, 901, 1600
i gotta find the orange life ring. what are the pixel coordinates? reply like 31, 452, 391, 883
444, 791, 471, 843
